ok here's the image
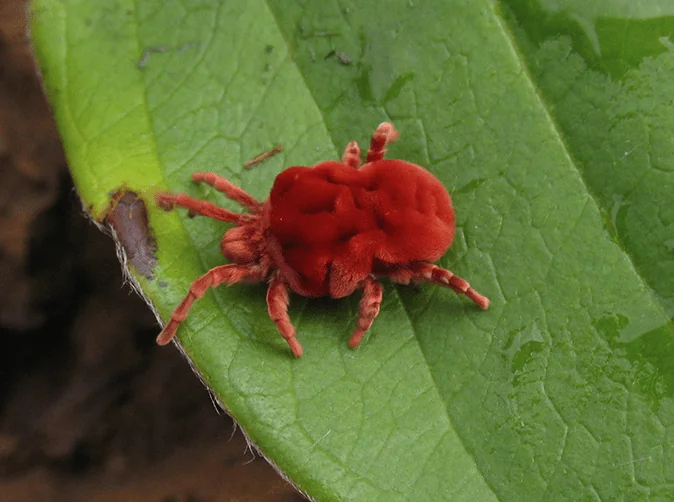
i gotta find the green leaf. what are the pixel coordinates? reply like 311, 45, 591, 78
31, 0, 674, 500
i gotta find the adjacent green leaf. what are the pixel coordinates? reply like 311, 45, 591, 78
31, 0, 674, 500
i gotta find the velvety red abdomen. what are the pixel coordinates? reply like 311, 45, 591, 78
268, 160, 455, 297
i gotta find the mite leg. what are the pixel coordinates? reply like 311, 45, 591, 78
342, 140, 361, 169
156, 192, 244, 224
191, 172, 261, 212
366, 122, 399, 164
156, 264, 259, 345
349, 276, 385, 349
389, 262, 489, 310
267, 275, 303, 358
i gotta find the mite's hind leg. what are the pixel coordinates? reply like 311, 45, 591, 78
191, 172, 260, 211
342, 140, 361, 169
349, 276, 385, 349
267, 274, 303, 357
366, 122, 399, 163
156, 264, 259, 345
389, 262, 490, 310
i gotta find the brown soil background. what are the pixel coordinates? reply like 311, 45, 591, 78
0, 2, 304, 501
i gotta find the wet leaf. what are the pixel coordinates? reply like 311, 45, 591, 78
31, 0, 674, 500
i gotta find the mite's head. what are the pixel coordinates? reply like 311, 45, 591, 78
221, 224, 260, 264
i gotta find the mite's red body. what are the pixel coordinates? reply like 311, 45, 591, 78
269, 160, 455, 298
155, 123, 489, 357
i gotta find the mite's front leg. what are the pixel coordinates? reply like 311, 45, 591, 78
155, 192, 244, 224
342, 140, 362, 169
191, 172, 261, 211
366, 122, 399, 163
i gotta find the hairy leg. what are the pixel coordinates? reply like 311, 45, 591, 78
342, 140, 361, 169
156, 192, 245, 224
156, 264, 259, 345
266, 275, 303, 357
388, 262, 490, 310
349, 275, 385, 349
366, 122, 399, 164
191, 172, 260, 211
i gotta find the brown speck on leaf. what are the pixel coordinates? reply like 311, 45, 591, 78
138, 43, 198, 69
300, 29, 341, 39
244, 144, 283, 169
105, 189, 157, 279
137, 45, 168, 69
324, 49, 352, 66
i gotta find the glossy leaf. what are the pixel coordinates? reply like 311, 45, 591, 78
31, 0, 674, 500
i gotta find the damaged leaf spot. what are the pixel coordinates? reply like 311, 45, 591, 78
106, 189, 157, 280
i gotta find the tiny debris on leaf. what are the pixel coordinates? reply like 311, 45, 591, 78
299, 28, 341, 39
324, 49, 353, 66
137, 42, 197, 69
137, 45, 168, 69
244, 144, 283, 169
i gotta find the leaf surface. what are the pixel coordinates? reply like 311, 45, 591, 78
31, 0, 674, 500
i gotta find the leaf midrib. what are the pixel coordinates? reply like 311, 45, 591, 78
258, 0, 502, 495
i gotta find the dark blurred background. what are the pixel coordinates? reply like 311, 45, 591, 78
0, 1, 302, 500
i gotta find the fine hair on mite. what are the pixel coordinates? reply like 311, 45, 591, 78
155, 122, 489, 357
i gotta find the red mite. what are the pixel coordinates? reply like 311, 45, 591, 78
155, 123, 489, 357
